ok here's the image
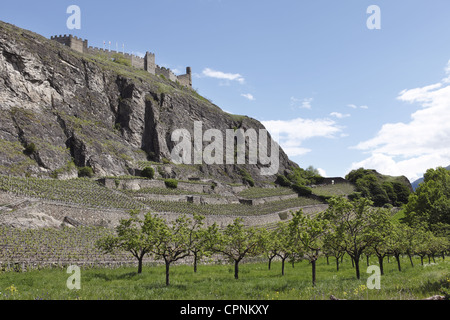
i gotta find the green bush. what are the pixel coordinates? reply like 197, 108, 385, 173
292, 183, 312, 196
276, 175, 292, 187
164, 179, 178, 189
287, 166, 323, 186
240, 169, 255, 187
24, 143, 36, 156
141, 167, 155, 179
78, 166, 94, 178
348, 192, 362, 201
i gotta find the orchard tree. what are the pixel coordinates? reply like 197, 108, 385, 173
324, 197, 391, 280
274, 222, 296, 276
414, 228, 434, 265
370, 216, 395, 275
215, 218, 264, 280
385, 223, 408, 272
260, 228, 279, 271
289, 210, 328, 286
96, 210, 153, 274
188, 214, 219, 273
322, 228, 346, 272
145, 213, 203, 286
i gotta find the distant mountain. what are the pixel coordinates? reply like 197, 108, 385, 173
411, 165, 450, 191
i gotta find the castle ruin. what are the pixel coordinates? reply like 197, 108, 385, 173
50, 35, 192, 87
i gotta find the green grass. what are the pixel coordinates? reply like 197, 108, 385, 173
312, 183, 356, 197
0, 256, 448, 300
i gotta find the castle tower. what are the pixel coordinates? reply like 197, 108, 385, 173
51, 35, 87, 54
186, 67, 192, 87
144, 52, 156, 75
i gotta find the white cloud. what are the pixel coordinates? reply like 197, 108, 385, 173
202, 68, 245, 84
241, 93, 255, 101
291, 97, 313, 109
352, 61, 450, 181
262, 117, 343, 158
330, 112, 351, 119
348, 104, 369, 109
317, 168, 327, 177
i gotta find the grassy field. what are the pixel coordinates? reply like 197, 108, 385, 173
0, 256, 448, 300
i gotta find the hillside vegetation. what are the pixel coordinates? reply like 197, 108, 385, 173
346, 168, 412, 207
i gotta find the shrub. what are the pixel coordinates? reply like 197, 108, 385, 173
348, 192, 362, 201
276, 175, 292, 187
292, 183, 312, 196
24, 143, 36, 156
78, 166, 94, 178
164, 179, 178, 189
141, 167, 155, 179
240, 169, 255, 187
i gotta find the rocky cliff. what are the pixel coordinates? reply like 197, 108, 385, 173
0, 21, 296, 184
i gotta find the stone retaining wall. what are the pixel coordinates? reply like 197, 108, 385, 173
158, 204, 329, 228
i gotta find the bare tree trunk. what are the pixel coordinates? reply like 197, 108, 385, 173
378, 256, 384, 275
312, 260, 316, 287
354, 255, 361, 280
408, 254, 414, 268
165, 261, 171, 286
138, 257, 143, 274
193, 253, 198, 273
234, 260, 239, 280
395, 254, 401, 272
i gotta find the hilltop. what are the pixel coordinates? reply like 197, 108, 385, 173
345, 168, 413, 207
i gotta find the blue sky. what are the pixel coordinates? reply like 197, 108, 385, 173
2, 0, 450, 181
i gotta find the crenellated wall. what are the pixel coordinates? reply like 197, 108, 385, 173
50, 35, 191, 86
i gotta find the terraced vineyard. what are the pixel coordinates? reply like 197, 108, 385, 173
123, 187, 210, 197
0, 175, 146, 210
238, 187, 297, 199
142, 196, 323, 216
0, 226, 142, 269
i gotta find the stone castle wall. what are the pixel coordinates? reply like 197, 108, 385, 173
50, 35, 191, 87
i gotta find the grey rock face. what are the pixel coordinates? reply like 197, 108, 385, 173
0, 21, 296, 184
